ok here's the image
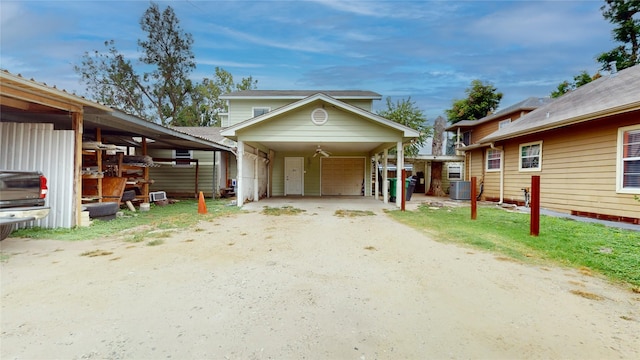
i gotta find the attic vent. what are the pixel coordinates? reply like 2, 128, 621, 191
311, 108, 328, 125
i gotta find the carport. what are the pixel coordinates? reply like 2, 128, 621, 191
0, 70, 231, 229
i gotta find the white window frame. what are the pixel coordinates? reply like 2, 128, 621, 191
486, 148, 502, 172
252, 107, 270, 117
448, 163, 463, 180
498, 119, 511, 129
616, 124, 640, 194
519, 141, 542, 172
173, 149, 193, 167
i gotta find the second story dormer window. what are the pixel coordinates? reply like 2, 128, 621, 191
253, 107, 270, 117
174, 149, 193, 167
459, 131, 471, 147
499, 119, 511, 129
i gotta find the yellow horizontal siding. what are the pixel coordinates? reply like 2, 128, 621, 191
497, 115, 639, 219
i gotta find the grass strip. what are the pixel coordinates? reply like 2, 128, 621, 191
388, 205, 640, 287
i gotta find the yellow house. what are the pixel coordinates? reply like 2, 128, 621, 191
220, 91, 420, 206
455, 64, 640, 224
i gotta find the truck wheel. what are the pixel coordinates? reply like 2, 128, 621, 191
0, 224, 13, 241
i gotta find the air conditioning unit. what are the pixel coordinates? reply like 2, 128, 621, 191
449, 181, 471, 200
149, 191, 167, 202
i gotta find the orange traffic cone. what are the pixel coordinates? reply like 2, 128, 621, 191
198, 191, 207, 214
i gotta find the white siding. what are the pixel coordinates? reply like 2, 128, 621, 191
1, 122, 75, 229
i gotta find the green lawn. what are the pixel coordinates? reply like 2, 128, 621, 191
387, 204, 640, 288
8, 199, 242, 242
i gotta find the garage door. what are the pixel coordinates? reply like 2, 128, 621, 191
321, 157, 365, 196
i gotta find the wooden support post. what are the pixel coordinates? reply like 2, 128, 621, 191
401, 169, 406, 211
142, 137, 149, 203
73, 112, 83, 228
195, 159, 199, 199
471, 176, 477, 220
530, 175, 540, 236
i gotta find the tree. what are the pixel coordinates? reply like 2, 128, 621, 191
550, 70, 601, 98
76, 41, 147, 119
138, 3, 195, 125
427, 116, 447, 197
377, 97, 431, 157
76, 3, 194, 125
174, 67, 258, 126
597, 0, 640, 71
445, 80, 503, 124
75, 3, 256, 127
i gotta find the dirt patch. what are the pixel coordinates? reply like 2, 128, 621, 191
1, 207, 639, 359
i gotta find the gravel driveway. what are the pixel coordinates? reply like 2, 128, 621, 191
2, 197, 639, 359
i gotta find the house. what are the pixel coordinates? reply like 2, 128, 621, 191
446, 96, 554, 198
148, 127, 237, 198
219, 90, 420, 206
453, 64, 640, 224
0, 70, 231, 230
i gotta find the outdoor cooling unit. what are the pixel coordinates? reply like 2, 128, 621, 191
449, 181, 471, 200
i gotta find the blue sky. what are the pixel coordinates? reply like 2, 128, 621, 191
1, 0, 616, 121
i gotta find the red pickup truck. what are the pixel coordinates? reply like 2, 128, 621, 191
0, 171, 50, 240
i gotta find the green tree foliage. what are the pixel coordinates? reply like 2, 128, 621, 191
597, 0, 640, 71
174, 68, 258, 126
75, 40, 147, 119
445, 80, 503, 124
138, 3, 195, 125
75, 3, 256, 127
550, 71, 601, 98
377, 97, 431, 157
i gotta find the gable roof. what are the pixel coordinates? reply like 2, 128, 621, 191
478, 64, 640, 144
446, 96, 554, 131
220, 90, 382, 100
220, 92, 419, 139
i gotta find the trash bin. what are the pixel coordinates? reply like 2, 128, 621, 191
406, 176, 417, 201
388, 178, 397, 202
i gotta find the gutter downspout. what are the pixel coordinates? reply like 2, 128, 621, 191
490, 142, 504, 204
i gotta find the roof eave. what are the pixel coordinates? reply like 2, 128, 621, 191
480, 101, 640, 143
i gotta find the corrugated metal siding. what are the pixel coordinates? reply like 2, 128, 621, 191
147, 150, 236, 197
148, 150, 212, 197
1, 122, 74, 229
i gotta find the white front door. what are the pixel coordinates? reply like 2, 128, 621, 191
284, 157, 303, 195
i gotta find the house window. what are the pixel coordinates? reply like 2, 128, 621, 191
519, 141, 542, 171
460, 131, 471, 146
253, 107, 270, 117
173, 149, 193, 167
618, 125, 640, 193
499, 119, 511, 129
486, 149, 502, 171
448, 163, 463, 180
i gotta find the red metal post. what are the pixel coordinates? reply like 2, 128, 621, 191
471, 176, 477, 220
401, 169, 406, 211
530, 175, 540, 236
